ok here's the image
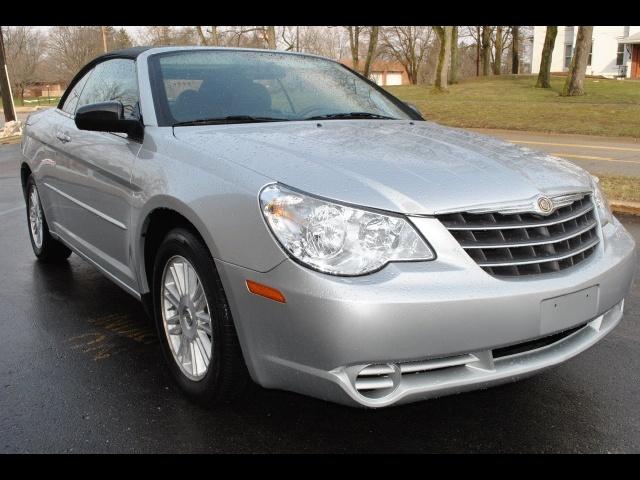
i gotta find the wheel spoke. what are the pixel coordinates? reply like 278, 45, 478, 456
163, 285, 180, 309
169, 263, 185, 296
197, 320, 212, 336
167, 325, 182, 335
190, 341, 197, 375
160, 255, 213, 381
191, 280, 205, 308
196, 334, 211, 362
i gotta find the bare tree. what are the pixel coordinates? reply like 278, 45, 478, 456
535, 26, 557, 88
345, 26, 362, 72
434, 26, 452, 92
450, 26, 459, 84
196, 26, 220, 46
491, 26, 511, 75
3, 26, 45, 103
481, 26, 493, 76
265, 26, 276, 49
380, 26, 432, 85
294, 27, 348, 59
0, 26, 17, 122
362, 26, 380, 78
45, 26, 104, 81
511, 26, 520, 74
561, 26, 593, 96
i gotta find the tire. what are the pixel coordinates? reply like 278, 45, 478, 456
25, 175, 72, 262
152, 227, 250, 405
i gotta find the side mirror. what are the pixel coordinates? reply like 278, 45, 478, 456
75, 101, 143, 140
404, 102, 423, 119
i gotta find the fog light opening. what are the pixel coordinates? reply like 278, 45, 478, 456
354, 363, 401, 399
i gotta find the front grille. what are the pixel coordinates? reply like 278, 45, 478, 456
492, 323, 587, 358
438, 195, 600, 277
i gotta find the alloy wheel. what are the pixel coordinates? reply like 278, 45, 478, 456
160, 255, 213, 381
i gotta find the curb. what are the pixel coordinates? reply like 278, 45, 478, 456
611, 200, 640, 216
0, 134, 21, 145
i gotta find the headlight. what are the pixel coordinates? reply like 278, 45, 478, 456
259, 184, 435, 275
591, 176, 613, 226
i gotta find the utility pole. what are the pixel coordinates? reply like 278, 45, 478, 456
296, 26, 300, 52
101, 26, 108, 53
0, 26, 17, 123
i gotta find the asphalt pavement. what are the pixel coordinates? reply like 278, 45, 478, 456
471, 128, 640, 177
1, 143, 639, 453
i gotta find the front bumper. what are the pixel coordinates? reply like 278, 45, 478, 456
216, 216, 636, 408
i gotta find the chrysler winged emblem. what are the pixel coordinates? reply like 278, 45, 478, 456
537, 196, 554, 215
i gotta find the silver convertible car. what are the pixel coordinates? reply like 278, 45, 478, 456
21, 46, 636, 408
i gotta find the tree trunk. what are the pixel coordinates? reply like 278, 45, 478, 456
434, 26, 452, 92
511, 26, 520, 74
362, 26, 379, 78
476, 26, 481, 76
561, 26, 593, 96
535, 26, 558, 88
266, 26, 276, 49
211, 26, 218, 46
0, 27, 16, 123
196, 26, 208, 46
481, 26, 492, 76
493, 26, 503, 75
347, 26, 361, 72
450, 26, 459, 84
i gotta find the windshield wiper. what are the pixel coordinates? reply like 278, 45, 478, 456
304, 112, 397, 121
173, 115, 290, 127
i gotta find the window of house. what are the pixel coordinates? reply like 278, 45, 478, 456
564, 44, 573, 69
617, 43, 625, 65
587, 42, 593, 66
77, 59, 140, 118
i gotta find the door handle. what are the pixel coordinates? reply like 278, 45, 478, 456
56, 132, 71, 143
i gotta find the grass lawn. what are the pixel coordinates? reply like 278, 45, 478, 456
387, 75, 640, 139
12, 96, 61, 108
596, 174, 640, 203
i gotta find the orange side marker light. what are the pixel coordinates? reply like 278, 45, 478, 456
246, 280, 286, 303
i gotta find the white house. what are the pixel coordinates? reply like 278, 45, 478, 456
531, 26, 640, 79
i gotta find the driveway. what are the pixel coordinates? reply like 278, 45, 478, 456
1, 143, 639, 453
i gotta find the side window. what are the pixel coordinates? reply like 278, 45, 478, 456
77, 59, 139, 118
61, 69, 93, 115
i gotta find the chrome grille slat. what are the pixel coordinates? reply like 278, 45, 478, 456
477, 236, 599, 267
443, 203, 594, 230
399, 354, 477, 374
438, 195, 600, 277
460, 219, 598, 249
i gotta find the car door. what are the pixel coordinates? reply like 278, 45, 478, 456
52, 58, 141, 293
35, 69, 93, 231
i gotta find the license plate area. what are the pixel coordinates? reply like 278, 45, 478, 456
540, 285, 599, 334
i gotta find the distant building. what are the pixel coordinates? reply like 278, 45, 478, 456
340, 59, 410, 86
531, 26, 640, 79
23, 81, 68, 98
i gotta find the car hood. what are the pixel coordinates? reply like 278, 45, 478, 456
173, 120, 593, 215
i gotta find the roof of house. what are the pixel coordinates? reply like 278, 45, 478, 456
620, 32, 640, 44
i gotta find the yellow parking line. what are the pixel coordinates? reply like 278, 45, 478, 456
513, 140, 640, 153
551, 152, 640, 164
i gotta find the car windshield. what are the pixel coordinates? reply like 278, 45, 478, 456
148, 50, 412, 126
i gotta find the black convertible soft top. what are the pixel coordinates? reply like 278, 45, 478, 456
91, 46, 152, 61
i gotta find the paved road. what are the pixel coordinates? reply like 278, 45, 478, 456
1, 144, 639, 453
470, 128, 640, 177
